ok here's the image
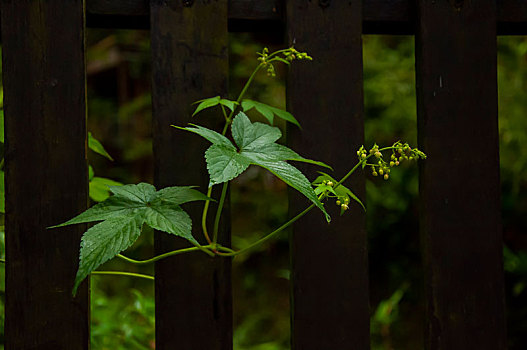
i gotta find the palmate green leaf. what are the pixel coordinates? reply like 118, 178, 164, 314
241, 99, 300, 128
50, 183, 211, 294
88, 132, 114, 161
178, 112, 331, 221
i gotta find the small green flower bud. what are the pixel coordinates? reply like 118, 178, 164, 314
395, 161, 400, 166
379, 168, 384, 175
390, 161, 395, 167
409, 156, 414, 161
372, 171, 378, 177
384, 174, 389, 180
336, 200, 341, 206
361, 153, 366, 159
327, 181, 334, 187
341, 203, 349, 211
375, 151, 382, 158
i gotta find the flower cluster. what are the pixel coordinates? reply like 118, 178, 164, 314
257, 47, 313, 77
357, 141, 426, 181
284, 47, 313, 62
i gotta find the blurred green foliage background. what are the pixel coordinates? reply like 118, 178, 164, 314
1, 30, 527, 349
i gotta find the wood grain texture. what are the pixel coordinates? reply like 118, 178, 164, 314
415, 1, 507, 349
150, 1, 232, 349
85, 0, 527, 34
286, 1, 369, 349
1, 0, 89, 348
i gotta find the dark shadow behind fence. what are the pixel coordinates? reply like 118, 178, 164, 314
2, 0, 523, 349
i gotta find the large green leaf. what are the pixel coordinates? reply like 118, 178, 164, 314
109, 183, 156, 203
50, 183, 211, 294
178, 112, 331, 221
153, 186, 214, 205
74, 214, 144, 294
231, 112, 281, 149
50, 196, 143, 227
144, 205, 194, 244
205, 145, 250, 185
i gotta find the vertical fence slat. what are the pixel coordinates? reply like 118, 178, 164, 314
286, 1, 369, 349
1, 0, 89, 348
415, 2, 507, 349
150, 1, 232, 349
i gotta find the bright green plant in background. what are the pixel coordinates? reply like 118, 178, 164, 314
46, 47, 425, 295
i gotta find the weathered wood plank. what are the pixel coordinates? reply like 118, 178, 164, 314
415, 1, 507, 349
85, 0, 527, 34
497, 0, 527, 34
150, 1, 232, 349
1, 0, 89, 348
286, 1, 369, 349
362, 0, 414, 34
89, 0, 281, 18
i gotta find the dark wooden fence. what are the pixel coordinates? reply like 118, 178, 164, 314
1, 0, 525, 349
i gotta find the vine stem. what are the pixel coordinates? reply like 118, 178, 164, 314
212, 181, 229, 245
117, 244, 213, 265
90, 271, 154, 281
217, 203, 316, 257
228, 62, 265, 120
0, 258, 5, 264
201, 187, 214, 245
